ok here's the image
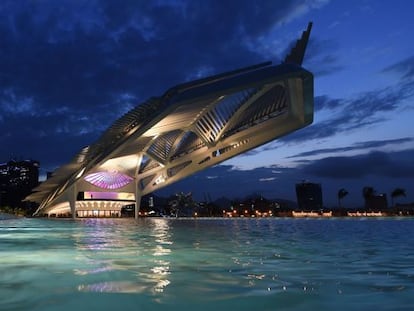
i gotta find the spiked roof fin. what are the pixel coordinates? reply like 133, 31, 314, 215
284, 22, 312, 66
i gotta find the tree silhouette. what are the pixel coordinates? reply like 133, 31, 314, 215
168, 192, 198, 217
391, 188, 406, 207
337, 188, 349, 208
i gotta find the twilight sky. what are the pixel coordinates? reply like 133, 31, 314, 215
0, 0, 413, 207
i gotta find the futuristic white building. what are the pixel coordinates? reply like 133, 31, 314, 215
26, 23, 314, 218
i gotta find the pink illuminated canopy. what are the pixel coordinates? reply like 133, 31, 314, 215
84, 171, 134, 189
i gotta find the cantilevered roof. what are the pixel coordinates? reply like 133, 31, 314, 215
26, 23, 314, 216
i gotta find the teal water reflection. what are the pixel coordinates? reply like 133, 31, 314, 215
1, 217, 413, 310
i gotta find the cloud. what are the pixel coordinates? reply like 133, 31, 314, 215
0, 0, 332, 168
259, 177, 277, 182
313, 95, 343, 112
0, 113, 98, 171
156, 164, 298, 201
288, 137, 414, 158
380, 56, 414, 111
305, 37, 344, 76
382, 55, 414, 80
155, 148, 414, 206
271, 78, 414, 146
221, 73, 413, 156
301, 149, 414, 179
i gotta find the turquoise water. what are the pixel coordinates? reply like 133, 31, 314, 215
1, 216, 413, 311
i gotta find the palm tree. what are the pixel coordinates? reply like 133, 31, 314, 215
337, 188, 349, 208
391, 188, 406, 207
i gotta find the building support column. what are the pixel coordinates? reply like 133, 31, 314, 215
69, 184, 77, 219
134, 154, 143, 220
135, 180, 141, 219
135, 195, 141, 219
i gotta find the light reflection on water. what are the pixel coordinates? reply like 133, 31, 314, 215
0, 217, 414, 311
72, 218, 173, 295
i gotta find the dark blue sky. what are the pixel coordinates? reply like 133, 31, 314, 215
0, 0, 413, 207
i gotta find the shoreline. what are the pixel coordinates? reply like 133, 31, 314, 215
20, 215, 414, 221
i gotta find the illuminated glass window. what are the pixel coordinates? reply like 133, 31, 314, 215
84, 171, 133, 189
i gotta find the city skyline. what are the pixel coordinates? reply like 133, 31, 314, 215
0, 1, 413, 207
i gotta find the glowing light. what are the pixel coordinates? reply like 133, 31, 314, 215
84, 171, 133, 189
83, 191, 134, 200
154, 175, 166, 185
100, 155, 139, 171
76, 167, 86, 178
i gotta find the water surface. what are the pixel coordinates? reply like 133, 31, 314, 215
1, 217, 413, 310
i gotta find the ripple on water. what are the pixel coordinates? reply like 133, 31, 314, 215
1, 217, 414, 311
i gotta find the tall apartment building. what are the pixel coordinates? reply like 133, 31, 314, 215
295, 181, 323, 211
0, 160, 39, 207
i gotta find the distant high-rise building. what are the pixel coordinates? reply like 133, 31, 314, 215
0, 160, 40, 207
365, 194, 388, 210
295, 181, 323, 210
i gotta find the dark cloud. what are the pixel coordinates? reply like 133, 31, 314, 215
255, 54, 414, 150
0, 113, 98, 172
301, 149, 414, 179
156, 164, 299, 202
0, 0, 322, 167
382, 55, 414, 80
1, 1, 412, 209
271, 78, 413, 145
313, 95, 343, 112
233, 78, 412, 155
288, 137, 414, 158
156, 149, 414, 207
304, 37, 344, 76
